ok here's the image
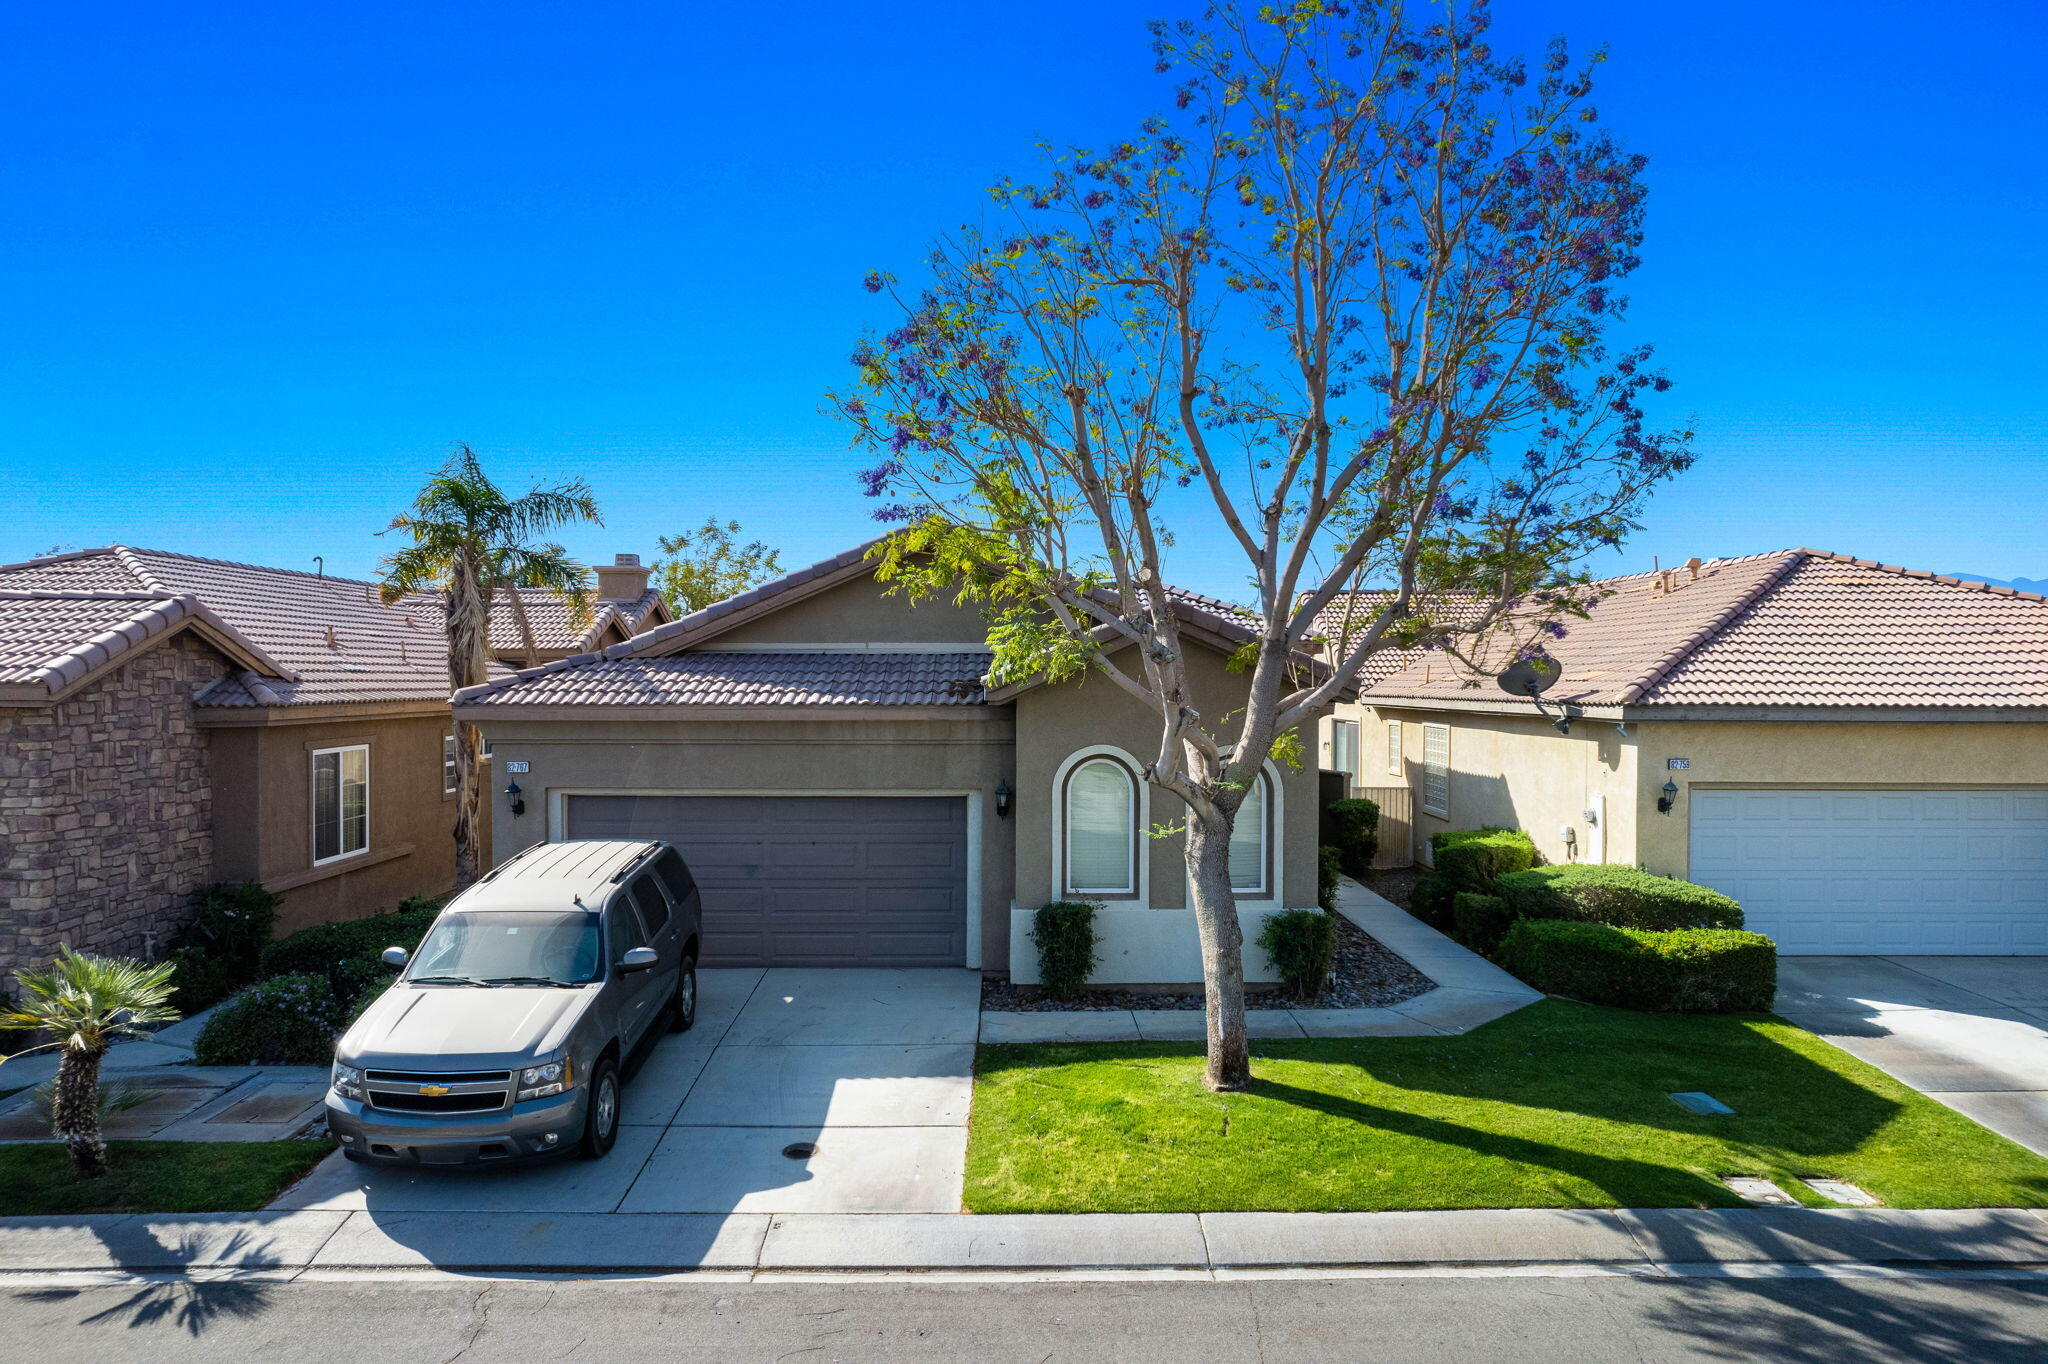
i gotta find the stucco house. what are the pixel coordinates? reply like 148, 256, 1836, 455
451, 541, 1339, 984
1318, 550, 2048, 956
0, 546, 666, 978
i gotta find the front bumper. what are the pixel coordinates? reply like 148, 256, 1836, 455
324, 1088, 587, 1166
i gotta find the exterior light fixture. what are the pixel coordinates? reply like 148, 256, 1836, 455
1657, 779, 1679, 814
504, 780, 526, 817
994, 779, 1012, 819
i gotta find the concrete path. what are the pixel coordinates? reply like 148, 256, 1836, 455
981, 880, 1541, 1044
0, 1066, 328, 1144
1775, 956, 2048, 1155
272, 967, 984, 1219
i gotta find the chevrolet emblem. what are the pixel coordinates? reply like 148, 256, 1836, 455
417, 1084, 450, 1097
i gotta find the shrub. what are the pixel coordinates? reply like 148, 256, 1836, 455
1257, 908, 1336, 1001
193, 973, 349, 1066
258, 897, 443, 996
1317, 845, 1343, 913
1451, 891, 1514, 955
1409, 872, 1459, 931
165, 881, 281, 1013
1324, 798, 1381, 878
1030, 901, 1100, 1000
1498, 919, 1777, 1013
1497, 865, 1743, 931
1429, 828, 1538, 891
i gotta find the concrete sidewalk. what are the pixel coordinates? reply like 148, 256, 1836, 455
3, 1206, 2046, 1276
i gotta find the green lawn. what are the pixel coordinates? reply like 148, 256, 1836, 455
0, 1140, 334, 1216
966, 1000, 2048, 1213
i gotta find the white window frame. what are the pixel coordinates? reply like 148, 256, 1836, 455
1385, 719, 1402, 777
311, 744, 370, 865
1421, 724, 1450, 818
1227, 770, 1272, 897
442, 732, 458, 795
1328, 719, 1359, 781
1053, 746, 1145, 901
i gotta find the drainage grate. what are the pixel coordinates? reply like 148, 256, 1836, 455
781, 1142, 817, 1160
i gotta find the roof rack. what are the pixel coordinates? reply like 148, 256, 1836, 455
608, 842, 664, 884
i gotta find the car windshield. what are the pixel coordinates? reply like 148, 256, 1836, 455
407, 910, 602, 986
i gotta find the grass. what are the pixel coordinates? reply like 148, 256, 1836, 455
0, 1140, 334, 1216
966, 999, 2048, 1213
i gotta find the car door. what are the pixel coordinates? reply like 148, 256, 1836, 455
604, 891, 656, 1051
626, 871, 680, 976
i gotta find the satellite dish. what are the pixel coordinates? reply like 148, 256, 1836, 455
1497, 655, 1562, 698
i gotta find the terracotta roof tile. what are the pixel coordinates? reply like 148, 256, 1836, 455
0, 589, 283, 700
402, 586, 669, 654
456, 651, 993, 709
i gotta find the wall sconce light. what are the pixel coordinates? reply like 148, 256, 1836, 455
504, 780, 526, 818
1657, 779, 1679, 814
994, 779, 1012, 819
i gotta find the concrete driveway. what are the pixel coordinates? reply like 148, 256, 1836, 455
1775, 957, 2048, 1155
273, 967, 981, 1217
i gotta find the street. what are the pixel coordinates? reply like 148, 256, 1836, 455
2, 1270, 2044, 1362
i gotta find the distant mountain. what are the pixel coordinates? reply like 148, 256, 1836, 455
1953, 573, 2048, 594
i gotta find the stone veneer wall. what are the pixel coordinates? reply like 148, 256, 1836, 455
0, 632, 225, 980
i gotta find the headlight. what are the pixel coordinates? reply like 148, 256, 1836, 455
331, 1062, 363, 1100
516, 1058, 572, 1102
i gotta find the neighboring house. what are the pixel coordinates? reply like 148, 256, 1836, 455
452, 541, 1342, 984
0, 546, 662, 978
408, 553, 672, 667
1318, 550, 2048, 955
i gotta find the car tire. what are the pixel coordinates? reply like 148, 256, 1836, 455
667, 956, 698, 1033
579, 1055, 621, 1160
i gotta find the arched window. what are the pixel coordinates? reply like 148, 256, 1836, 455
1228, 772, 1270, 895
1064, 757, 1137, 896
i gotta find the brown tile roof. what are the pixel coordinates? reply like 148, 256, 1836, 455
402, 586, 670, 656
1361, 550, 2048, 712
0, 590, 281, 701
455, 651, 993, 709
610, 538, 888, 659
1304, 589, 1495, 684
0, 547, 499, 708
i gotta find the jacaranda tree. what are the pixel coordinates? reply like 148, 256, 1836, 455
834, 0, 1695, 1090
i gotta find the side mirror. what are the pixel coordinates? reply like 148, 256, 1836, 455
619, 946, 659, 973
381, 946, 410, 970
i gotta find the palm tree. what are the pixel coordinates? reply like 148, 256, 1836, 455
1, 948, 179, 1178
379, 445, 603, 888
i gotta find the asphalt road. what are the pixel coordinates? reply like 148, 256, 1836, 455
3, 1271, 2045, 1362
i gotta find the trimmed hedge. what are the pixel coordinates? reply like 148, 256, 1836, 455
1451, 891, 1514, 955
1498, 919, 1776, 1013
1429, 828, 1538, 891
1325, 798, 1381, 878
165, 882, 281, 1014
1497, 865, 1743, 932
1410, 872, 1458, 931
193, 973, 350, 1066
1030, 901, 1100, 1000
257, 897, 443, 995
1317, 846, 1343, 913
1257, 908, 1337, 1001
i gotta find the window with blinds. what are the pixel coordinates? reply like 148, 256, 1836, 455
1064, 758, 1136, 895
1329, 720, 1358, 779
1386, 719, 1402, 776
1228, 773, 1268, 894
313, 745, 369, 864
1422, 724, 1450, 816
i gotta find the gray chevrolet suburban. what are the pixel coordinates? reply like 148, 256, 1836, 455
326, 838, 701, 1165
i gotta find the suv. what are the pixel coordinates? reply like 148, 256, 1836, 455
326, 839, 701, 1166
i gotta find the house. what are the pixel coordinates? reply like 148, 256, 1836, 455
402, 553, 672, 666
451, 541, 1338, 984
1318, 550, 2048, 955
0, 545, 664, 978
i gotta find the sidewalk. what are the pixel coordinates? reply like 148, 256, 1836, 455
2, 1206, 2045, 1276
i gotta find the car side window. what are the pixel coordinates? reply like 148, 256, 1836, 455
653, 848, 696, 904
606, 894, 648, 966
628, 874, 669, 933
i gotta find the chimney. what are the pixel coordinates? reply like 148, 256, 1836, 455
594, 552, 652, 602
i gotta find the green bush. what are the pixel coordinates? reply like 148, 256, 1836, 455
1317, 845, 1343, 913
1325, 798, 1381, 878
258, 897, 443, 996
1451, 891, 1514, 955
1497, 865, 1743, 931
1257, 909, 1336, 1002
1498, 919, 1777, 1013
1409, 872, 1458, 931
1030, 901, 1100, 1000
193, 973, 350, 1066
1429, 828, 1538, 891
165, 881, 281, 1013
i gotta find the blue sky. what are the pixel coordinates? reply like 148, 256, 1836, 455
3, 1, 2043, 597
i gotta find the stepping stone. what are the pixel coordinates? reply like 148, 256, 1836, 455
1722, 1176, 1797, 1206
1800, 1177, 1880, 1207
1670, 1091, 1735, 1116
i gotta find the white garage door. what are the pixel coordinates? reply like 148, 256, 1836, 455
1689, 788, 2048, 955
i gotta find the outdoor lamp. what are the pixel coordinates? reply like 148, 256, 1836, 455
994, 779, 1012, 819
504, 780, 526, 817
1657, 779, 1679, 814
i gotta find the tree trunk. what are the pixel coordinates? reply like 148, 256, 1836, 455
52, 1045, 107, 1179
446, 558, 492, 891
1186, 812, 1251, 1092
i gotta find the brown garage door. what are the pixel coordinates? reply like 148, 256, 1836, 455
561, 794, 968, 967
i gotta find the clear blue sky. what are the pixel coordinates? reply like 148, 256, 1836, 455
3, 1, 2043, 596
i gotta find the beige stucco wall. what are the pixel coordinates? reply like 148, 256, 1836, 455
708, 572, 990, 646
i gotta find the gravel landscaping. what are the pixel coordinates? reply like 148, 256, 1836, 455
981, 913, 1435, 1013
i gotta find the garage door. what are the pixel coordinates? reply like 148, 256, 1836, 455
561, 794, 968, 967
1689, 788, 2048, 955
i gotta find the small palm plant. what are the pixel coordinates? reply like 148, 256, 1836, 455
1, 948, 179, 1178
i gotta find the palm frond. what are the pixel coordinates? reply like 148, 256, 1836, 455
2, 947, 179, 1054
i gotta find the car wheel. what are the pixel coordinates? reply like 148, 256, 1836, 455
667, 956, 698, 1033
579, 1055, 621, 1159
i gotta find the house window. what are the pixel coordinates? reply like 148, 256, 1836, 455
443, 733, 458, 794
1329, 720, 1358, 780
1421, 724, 1450, 817
1228, 772, 1270, 895
1386, 719, 1402, 777
1064, 756, 1137, 896
312, 745, 369, 864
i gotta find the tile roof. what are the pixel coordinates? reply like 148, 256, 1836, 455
1361, 550, 2048, 711
402, 586, 669, 655
0, 590, 279, 700
1304, 588, 1495, 684
0, 547, 502, 708
455, 651, 994, 709
609, 538, 887, 659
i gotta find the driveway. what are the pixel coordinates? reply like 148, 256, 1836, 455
1775, 957, 2048, 1155
273, 967, 981, 1217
